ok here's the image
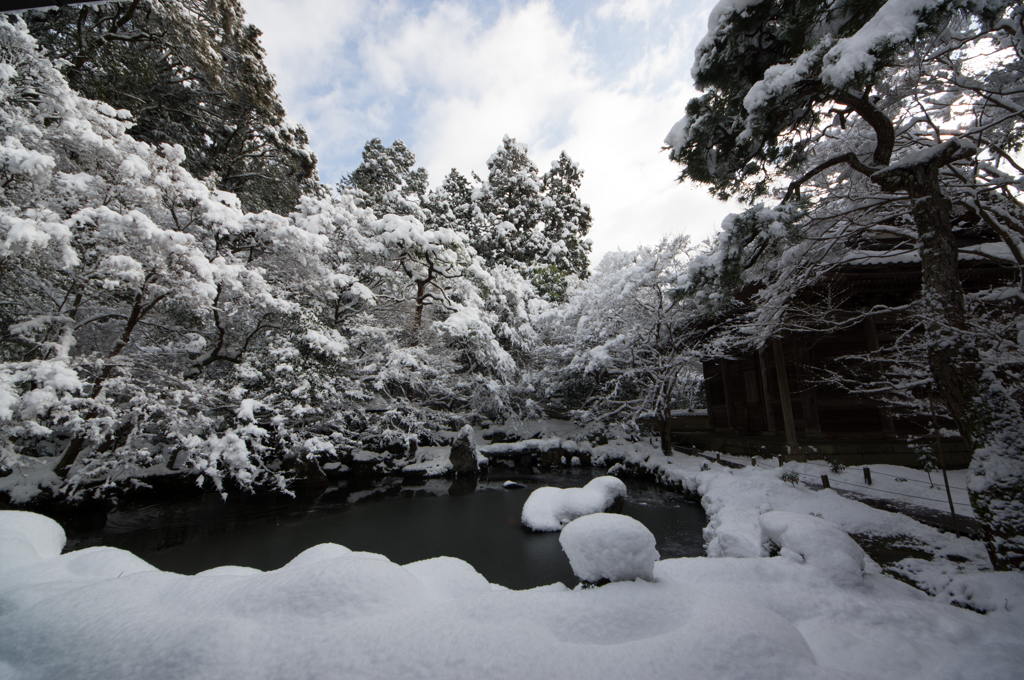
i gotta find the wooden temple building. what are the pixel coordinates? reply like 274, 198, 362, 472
670, 241, 1017, 467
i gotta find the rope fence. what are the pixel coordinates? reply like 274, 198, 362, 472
783, 457, 969, 492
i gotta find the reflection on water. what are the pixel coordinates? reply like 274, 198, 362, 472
64, 467, 707, 590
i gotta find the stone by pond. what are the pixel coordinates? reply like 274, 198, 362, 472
63, 467, 707, 590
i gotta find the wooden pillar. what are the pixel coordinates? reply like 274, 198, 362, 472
719, 359, 738, 433
757, 346, 777, 434
702, 362, 717, 430
771, 338, 798, 447
863, 316, 896, 434
797, 344, 822, 436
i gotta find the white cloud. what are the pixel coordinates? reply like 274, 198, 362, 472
240, 0, 733, 264
596, 0, 673, 24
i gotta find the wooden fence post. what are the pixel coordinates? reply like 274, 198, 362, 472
821, 475, 830, 489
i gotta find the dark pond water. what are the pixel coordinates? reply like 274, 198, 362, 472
64, 467, 707, 590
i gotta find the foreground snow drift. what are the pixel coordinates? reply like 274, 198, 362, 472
521, 476, 627, 531
2, 505, 1023, 680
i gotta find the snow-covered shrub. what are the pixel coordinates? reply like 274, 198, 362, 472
559, 513, 658, 583
759, 511, 866, 587
521, 476, 626, 532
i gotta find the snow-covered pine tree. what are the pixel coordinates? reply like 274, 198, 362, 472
542, 151, 593, 280
667, 0, 1024, 569
472, 137, 593, 300
340, 138, 429, 218
424, 169, 476, 235
25, 0, 319, 216
474, 135, 547, 267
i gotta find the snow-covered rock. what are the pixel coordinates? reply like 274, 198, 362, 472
521, 476, 627, 531
449, 424, 479, 476
759, 511, 866, 587
559, 513, 658, 583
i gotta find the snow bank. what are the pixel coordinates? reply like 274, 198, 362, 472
559, 513, 658, 583
521, 476, 627, 532
0, 510, 65, 571
603, 443, 993, 597
3, 488, 1024, 680
760, 511, 866, 586
478, 437, 591, 456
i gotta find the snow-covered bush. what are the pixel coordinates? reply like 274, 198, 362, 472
521, 476, 626, 532
559, 513, 658, 583
759, 511, 865, 587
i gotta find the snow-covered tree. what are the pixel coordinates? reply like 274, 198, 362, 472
0, 17, 344, 497
424, 168, 475, 234
25, 0, 319, 216
667, 0, 1024, 568
473, 135, 548, 267
340, 138, 429, 218
470, 137, 593, 300
536, 237, 702, 453
542, 151, 593, 279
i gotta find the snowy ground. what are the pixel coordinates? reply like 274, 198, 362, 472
2, 440, 1023, 680
708, 450, 974, 518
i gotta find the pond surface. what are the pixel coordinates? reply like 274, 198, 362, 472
64, 467, 707, 590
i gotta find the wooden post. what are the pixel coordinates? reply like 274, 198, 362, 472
771, 339, 799, 448
930, 395, 960, 536
716, 452, 721, 463
797, 344, 822, 436
751, 457, 757, 466
821, 475, 831, 489
719, 360, 738, 432
758, 346, 777, 434
863, 467, 872, 485
778, 455, 785, 467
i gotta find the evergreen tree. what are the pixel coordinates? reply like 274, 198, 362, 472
340, 138, 428, 218
542, 151, 593, 279
424, 168, 475, 234
475, 135, 547, 267
24, 0, 318, 216
667, 0, 1024, 569
472, 137, 593, 299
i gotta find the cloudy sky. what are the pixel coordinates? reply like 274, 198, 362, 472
243, 0, 739, 265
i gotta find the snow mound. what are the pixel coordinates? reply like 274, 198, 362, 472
404, 556, 494, 599
941, 571, 1024, 618
521, 476, 627, 531
0, 510, 66, 571
401, 446, 453, 476
559, 513, 658, 583
759, 511, 865, 586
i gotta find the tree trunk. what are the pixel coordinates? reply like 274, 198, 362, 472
898, 161, 1024, 570
660, 416, 673, 456
54, 288, 156, 479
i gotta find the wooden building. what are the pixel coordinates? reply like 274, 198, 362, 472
672, 252, 1016, 467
